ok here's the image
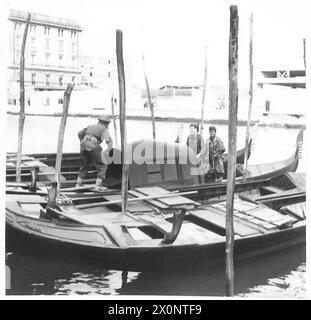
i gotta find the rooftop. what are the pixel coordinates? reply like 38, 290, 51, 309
8, 9, 82, 31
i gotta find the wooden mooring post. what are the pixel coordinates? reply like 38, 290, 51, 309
226, 4, 239, 297
111, 95, 118, 145
16, 13, 31, 183
200, 46, 208, 137
116, 30, 129, 214
303, 38, 306, 72
55, 84, 73, 193
142, 54, 156, 139
243, 12, 253, 180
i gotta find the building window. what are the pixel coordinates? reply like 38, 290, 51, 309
71, 42, 76, 53
15, 22, 22, 31
44, 27, 50, 35
58, 28, 64, 37
59, 75, 63, 86
46, 74, 50, 86
29, 24, 36, 33
15, 36, 21, 49
45, 38, 50, 50
45, 53, 50, 66
108, 71, 111, 78
71, 56, 76, 68
31, 37, 36, 49
16, 49, 21, 64
58, 40, 64, 52
59, 54, 63, 67
31, 73, 36, 85
31, 53, 36, 65
71, 30, 77, 39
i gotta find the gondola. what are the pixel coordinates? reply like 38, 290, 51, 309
6, 171, 305, 271
5, 129, 302, 198
5, 137, 252, 187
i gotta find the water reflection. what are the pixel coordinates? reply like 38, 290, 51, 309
6, 245, 305, 297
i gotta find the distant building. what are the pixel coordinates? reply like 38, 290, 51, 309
257, 68, 306, 89
8, 9, 82, 91
79, 55, 115, 89
142, 85, 202, 98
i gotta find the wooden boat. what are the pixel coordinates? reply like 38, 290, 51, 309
5, 128, 301, 200
6, 172, 305, 271
5, 138, 252, 187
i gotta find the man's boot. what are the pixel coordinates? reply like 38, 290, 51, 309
75, 176, 84, 188
93, 177, 107, 192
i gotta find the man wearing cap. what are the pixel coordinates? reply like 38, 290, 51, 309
76, 115, 113, 191
200, 126, 225, 182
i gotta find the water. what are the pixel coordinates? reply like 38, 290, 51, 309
5, 115, 306, 297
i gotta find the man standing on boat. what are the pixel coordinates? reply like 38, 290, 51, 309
200, 126, 225, 182
186, 123, 203, 155
76, 115, 113, 191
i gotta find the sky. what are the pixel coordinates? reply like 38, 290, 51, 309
4, 0, 310, 87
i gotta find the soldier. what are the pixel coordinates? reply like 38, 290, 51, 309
186, 123, 203, 155
76, 115, 113, 191
200, 126, 225, 182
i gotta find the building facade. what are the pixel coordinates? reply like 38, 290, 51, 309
8, 9, 82, 91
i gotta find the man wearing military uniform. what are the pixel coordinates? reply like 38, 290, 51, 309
76, 115, 113, 191
186, 123, 203, 155
199, 126, 225, 182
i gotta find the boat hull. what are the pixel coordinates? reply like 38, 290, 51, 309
6, 214, 306, 272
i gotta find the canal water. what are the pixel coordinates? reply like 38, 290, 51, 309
5, 115, 306, 297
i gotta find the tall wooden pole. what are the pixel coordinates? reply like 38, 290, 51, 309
111, 95, 118, 145
55, 83, 73, 193
142, 54, 156, 139
303, 38, 306, 72
226, 5, 239, 297
16, 13, 31, 183
116, 30, 129, 214
200, 46, 208, 137
243, 12, 253, 180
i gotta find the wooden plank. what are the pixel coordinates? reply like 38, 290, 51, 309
139, 215, 172, 233
138, 215, 198, 245
179, 222, 223, 244
135, 186, 197, 206
286, 172, 306, 192
7, 194, 46, 203
128, 190, 169, 209
56, 205, 136, 245
127, 227, 151, 241
103, 194, 153, 213
233, 198, 296, 227
281, 202, 306, 220
189, 208, 260, 237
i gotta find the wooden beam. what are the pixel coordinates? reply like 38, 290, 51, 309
243, 12, 254, 180
226, 4, 239, 297
116, 30, 129, 214
142, 54, 156, 139
303, 38, 306, 72
16, 13, 31, 183
75, 190, 197, 209
55, 84, 73, 193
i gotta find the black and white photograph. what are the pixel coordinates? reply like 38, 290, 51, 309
1, 0, 309, 299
